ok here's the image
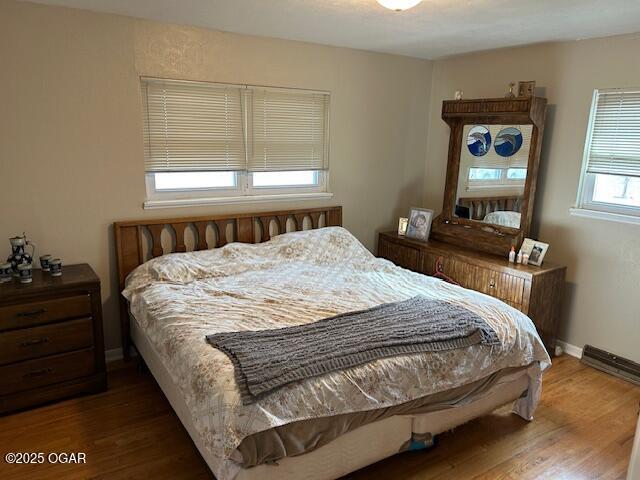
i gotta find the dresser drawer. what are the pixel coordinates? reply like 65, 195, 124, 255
0, 318, 93, 366
0, 294, 92, 331
424, 254, 525, 305
0, 348, 95, 396
423, 253, 477, 289
378, 237, 422, 271
473, 268, 525, 305
378, 233, 566, 357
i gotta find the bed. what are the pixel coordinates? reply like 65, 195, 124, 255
482, 210, 522, 228
114, 206, 550, 480
457, 195, 523, 226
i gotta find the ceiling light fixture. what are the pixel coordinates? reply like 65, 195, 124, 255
376, 0, 422, 11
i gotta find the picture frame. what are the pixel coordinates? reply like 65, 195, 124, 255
518, 80, 536, 98
519, 237, 549, 266
398, 217, 409, 236
405, 207, 434, 242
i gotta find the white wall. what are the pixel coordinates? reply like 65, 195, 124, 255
0, 0, 432, 349
3, 0, 638, 361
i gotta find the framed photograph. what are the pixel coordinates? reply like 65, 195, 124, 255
398, 217, 409, 236
518, 80, 536, 98
405, 207, 434, 242
519, 238, 549, 266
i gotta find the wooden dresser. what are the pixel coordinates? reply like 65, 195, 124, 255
0, 264, 106, 414
378, 232, 566, 355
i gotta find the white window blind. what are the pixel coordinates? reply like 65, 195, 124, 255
248, 88, 329, 172
586, 88, 640, 177
142, 78, 247, 172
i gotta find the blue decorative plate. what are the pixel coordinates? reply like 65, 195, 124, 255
495, 127, 523, 157
467, 126, 491, 157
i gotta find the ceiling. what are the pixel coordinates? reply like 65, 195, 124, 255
25, 0, 640, 59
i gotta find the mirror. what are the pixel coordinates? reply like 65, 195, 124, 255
453, 124, 533, 229
430, 96, 547, 256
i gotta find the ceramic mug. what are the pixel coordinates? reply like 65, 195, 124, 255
40, 254, 53, 272
0, 262, 12, 283
49, 258, 62, 277
17, 263, 33, 283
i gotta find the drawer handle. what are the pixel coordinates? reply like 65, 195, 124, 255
24, 368, 53, 379
489, 279, 496, 288
17, 308, 47, 318
20, 337, 49, 347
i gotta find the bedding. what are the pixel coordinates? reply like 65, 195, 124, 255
206, 295, 500, 404
483, 210, 521, 228
235, 364, 530, 467
123, 226, 550, 480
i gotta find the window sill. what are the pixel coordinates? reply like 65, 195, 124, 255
467, 184, 525, 190
569, 207, 640, 225
143, 191, 334, 210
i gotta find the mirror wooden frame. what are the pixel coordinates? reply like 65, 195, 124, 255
431, 96, 547, 256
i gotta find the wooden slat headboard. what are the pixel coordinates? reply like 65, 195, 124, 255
457, 195, 522, 221
114, 206, 342, 358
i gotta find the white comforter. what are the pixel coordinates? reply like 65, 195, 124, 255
123, 227, 550, 479
483, 210, 522, 228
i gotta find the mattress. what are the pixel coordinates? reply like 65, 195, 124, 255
122, 226, 550, 479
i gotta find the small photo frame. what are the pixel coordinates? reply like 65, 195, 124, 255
398, 217, 409, 236
405, 207, 434, 242
518, 80, 536, 98
519, 238, 549, 266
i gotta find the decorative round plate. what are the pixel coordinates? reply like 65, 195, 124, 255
495, 127, 523, 157
467, 126, 491, 157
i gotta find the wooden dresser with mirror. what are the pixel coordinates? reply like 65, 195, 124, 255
378, 96, 566, 355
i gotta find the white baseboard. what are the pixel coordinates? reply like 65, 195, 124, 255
556, 340, 583, 359
105, 347, 124, 363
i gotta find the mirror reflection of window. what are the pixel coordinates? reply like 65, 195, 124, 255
467, 167, 527, 188
454, 124, 533, 229
507, 168, 527, 180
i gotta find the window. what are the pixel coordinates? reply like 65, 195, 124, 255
467, 167, 527, 189
507, 168, 527, 180
154, 172, 237, 190
462, 124, 531, 192
141, 78, 331, 208
575, 88, 640, 220
469, 168, 502, 181
251, 170, 320, 188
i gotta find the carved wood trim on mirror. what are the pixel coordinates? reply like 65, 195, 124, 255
431, 96, 547, 256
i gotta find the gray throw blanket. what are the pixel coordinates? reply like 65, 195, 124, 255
206, 295, 500, 405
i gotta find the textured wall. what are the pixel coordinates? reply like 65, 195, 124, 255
0, 0, 432, 350
425, 34, 640, 362
5, 0, 635, 361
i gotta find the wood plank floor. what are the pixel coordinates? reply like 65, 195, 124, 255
1, 355, 638, 479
